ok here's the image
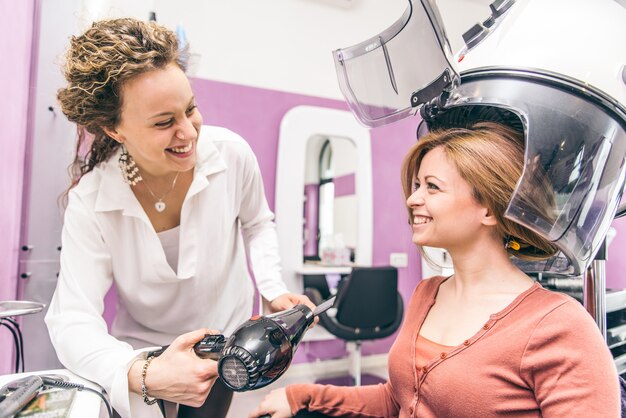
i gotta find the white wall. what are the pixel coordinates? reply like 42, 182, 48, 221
78, 0, 495, 99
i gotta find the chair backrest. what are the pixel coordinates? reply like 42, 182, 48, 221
302, 274, 332, 301
335, 266, 399, 329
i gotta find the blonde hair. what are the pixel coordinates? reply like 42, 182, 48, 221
57, 18, 186, 195
401, 121, 558, 260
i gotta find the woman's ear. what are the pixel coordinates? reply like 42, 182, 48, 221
481, 207, 498, 226
102, 127, 123, 144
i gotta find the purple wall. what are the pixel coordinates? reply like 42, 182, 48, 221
191, 78, 421, 361
0, 0, 35, 375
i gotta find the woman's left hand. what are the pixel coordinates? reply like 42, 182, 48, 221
268, 294, 319, 327
269, 293, 316, 313
248, 387, 293, 418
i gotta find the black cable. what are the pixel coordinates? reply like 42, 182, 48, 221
1, 319, 21, 373
5, 319, 24, 373
0, 320, 22, 373
4, 318, 25, 373
40, 377, 113, 418
0, 320, 18, 372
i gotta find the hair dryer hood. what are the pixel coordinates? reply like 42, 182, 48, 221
333, 0, 626, 126
332, 0, 460, 128
333, 0, 626, 275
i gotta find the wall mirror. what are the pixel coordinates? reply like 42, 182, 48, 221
303, 135, 358, 263
276, 106, 372, 293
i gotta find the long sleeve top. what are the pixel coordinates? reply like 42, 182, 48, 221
287, 275, 620, 417
45, 126, 289, 418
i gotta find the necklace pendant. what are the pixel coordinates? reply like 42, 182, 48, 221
154, 201, 166, 212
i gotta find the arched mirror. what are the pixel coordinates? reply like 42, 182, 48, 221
304, 136, 358, 265
276, 106, 372, 293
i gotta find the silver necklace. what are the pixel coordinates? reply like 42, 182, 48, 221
142, 171, 180, 213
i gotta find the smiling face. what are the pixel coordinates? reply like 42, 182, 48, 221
406, 146, 493, 251
105, 63, 203, 179
402, 123, 558, 261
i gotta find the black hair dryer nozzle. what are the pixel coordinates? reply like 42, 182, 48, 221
217, 304, 314, 391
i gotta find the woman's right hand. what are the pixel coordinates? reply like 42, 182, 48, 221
248, 387, 293, 418
129, 328, 219, 407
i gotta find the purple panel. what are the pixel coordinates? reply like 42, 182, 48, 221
333, 173, 355, 197
190, 78, 352, 210
303, 184, 319, 258
0, 0, 35, 375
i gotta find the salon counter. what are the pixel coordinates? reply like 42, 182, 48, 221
295, 264, 352, 275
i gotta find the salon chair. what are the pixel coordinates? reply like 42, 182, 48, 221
303, 274, 333, 301
305, 266, 404, 386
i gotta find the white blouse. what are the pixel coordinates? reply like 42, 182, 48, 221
45, 126, 288, 418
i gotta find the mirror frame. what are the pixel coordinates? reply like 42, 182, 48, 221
275, 105, 373, 292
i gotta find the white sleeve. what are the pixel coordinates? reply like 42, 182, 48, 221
45, 192, 162, 418
237, 143, 289, 302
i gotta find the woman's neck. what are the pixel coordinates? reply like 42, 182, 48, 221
445, 239, 532, 296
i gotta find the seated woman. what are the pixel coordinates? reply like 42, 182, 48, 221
249, 122, 620, 418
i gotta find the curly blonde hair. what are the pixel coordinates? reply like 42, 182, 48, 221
401, 121, 558, 261
58, 17, 186, 193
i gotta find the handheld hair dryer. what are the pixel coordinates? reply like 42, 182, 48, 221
217, 304, 313, 391
151, 297, 335, 391
218, 296, 335, 392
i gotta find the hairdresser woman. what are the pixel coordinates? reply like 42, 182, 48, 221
45, 18, 313, 418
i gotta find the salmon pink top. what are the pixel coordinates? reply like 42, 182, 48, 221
287, 276, 620, 418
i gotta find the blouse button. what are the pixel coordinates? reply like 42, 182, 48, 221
409, 407, 414, 415
440, 352, 447, 359
463, 340, 470, 346
422, 366, 428, 373
483, 324, 490, 330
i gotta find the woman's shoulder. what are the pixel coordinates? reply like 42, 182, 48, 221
68, 151, 126, 211
70, 159, 114, 199
524, 285, 585, 315
411, 275, 448, 298
518, 285, 603, 338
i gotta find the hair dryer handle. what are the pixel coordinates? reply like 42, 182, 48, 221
149, 333, 226, 360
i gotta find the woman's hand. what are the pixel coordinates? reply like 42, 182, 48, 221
129, 328, 219, 407
269, 293, 318, 326
269, 293, 316, 313
248, 387, 293, 418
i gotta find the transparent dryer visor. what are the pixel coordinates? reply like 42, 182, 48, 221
439, 69, 626, 275
332, 0, 459, 128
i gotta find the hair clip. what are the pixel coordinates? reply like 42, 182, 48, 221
505, 237, 521, 251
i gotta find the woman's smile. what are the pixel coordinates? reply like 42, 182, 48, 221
412, 215, 433, 229
166, 140, 195, 159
